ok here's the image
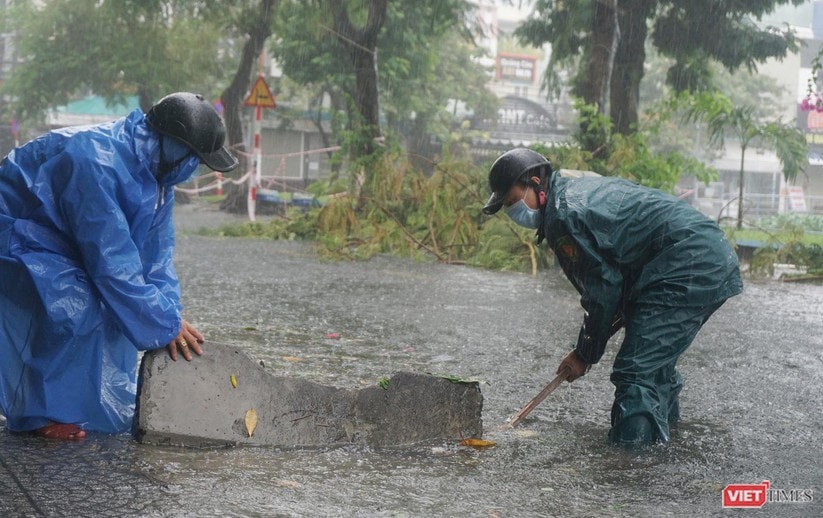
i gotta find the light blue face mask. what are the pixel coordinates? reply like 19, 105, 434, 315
157, 135, 195, 181
162, 135, 192, 163
505, 188, 541, 229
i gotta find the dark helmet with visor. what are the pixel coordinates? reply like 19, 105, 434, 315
146, 92, 239, 172
482, 148, 552, 215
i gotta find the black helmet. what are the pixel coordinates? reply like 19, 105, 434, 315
482, 148, 551, 215
146, 92, 239, 172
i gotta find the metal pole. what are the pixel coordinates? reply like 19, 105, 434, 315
247, 104, 262, 222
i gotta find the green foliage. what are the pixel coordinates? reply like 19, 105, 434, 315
651, 2, 802, 83
640, 47, 791, 159
733, 221, 823, 278
306, 178, 349, 198
1, 0, 228, 120
728, 228, 823, 246
205, 207, 319, 241
311, 152, 486, 263
271, 0, 495, 157
471, 217, 546, 273
607, 133, 715, 191
197, 78, 739, 277
515, 0, 804, 136
755, 214, 823, 233
678, 90, 808, 227
803, 48, 822, 110
533, 99, 716, 193
205, 150, 544, 272
571, 101, 612, 156
206, 103, 718, 274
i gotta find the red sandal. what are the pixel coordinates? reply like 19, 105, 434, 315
36, 422, 86, 440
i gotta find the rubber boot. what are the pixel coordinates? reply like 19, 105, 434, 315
660, 366, 683, 426
608, 414, 656, 447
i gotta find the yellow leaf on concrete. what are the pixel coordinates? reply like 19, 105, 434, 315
245, 408, 258, 437
458, 438, 496, 449
230, 374, 238, 388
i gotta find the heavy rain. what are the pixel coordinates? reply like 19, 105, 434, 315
1, 0, 822, 516
2, 207, 822, 516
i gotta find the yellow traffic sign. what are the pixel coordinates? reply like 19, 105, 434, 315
244, 76, 277, 108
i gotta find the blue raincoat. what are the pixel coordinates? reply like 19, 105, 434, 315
0, 109, 199, 434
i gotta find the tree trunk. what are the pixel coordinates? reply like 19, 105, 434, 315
329, 0, 387, 151
328, 0, 388, 208
581, 0, 617, 113
220, 0, 278, 214
610, 0, 654, 136
578, 0, 618, 155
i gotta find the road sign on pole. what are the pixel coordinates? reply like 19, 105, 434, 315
244, 75, 276, 221
244, 76, 277, 109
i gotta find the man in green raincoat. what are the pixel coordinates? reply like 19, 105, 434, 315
483, 148, 743, 446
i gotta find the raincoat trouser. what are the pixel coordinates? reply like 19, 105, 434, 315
542, 174, 743, 445
608, 299, 724, 445
0, 249, 139, 433
0, 110, 198, 434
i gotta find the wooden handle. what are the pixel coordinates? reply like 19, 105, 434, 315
508, 367, 570, 428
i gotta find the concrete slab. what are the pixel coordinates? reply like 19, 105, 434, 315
136, 342, 483, 448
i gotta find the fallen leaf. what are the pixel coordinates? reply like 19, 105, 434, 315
459, 438, 496, 449
245, 408, 258, 437
230, 374, 238, 388
282, 356, 304, 362
325, 333, 341, 339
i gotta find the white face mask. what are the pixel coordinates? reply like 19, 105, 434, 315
505, 188, 541, 229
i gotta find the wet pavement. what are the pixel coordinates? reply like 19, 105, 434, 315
1, 202, 822, 517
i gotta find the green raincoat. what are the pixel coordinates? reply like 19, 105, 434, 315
539, 173, 742, 444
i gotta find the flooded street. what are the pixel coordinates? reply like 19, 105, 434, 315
2, 204, 822, 517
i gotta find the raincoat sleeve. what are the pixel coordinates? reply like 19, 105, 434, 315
143, 189, 183, 313
52, 153, 181, 350
555, 232, 623, 365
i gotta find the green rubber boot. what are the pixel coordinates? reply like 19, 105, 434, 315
609, 414, 657, 447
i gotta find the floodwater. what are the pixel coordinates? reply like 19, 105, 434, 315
2, 202, 822, 517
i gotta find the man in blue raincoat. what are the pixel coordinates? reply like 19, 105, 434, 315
0, 92, 238, 439
483, 148, 743, 446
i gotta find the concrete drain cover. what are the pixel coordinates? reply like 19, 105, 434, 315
136, 342, 483, 448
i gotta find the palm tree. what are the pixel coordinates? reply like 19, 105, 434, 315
685, 93, 808, 228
